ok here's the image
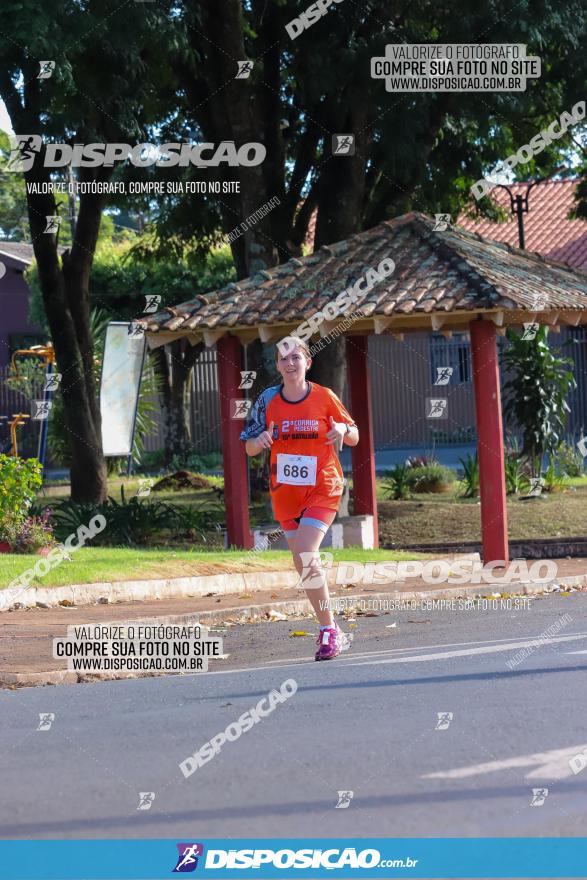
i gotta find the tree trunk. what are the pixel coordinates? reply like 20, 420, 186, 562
184, 0, 283, 280
310, 84, 370, 399
151, 340, 204, 464
26, 153, 109, 502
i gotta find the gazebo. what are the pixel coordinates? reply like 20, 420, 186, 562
138, 212, 587, 562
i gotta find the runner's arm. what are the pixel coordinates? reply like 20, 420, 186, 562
240, 390, 274, 456
326, 389, 359, 447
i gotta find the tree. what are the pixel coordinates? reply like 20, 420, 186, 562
148, 0, 587, 395
0, 130, 29, 240
0, 0, 179, 500
502, 328, 576, 477
29, 238, 236, 463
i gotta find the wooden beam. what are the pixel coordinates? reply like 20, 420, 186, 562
258, 325, 281, 343
490, 310, 505, 326
216, 335, 252, 549
560, 310, 582, 326
145, 331, 182, 350
469, 319, 509, 565
319, 320, 340, 338
236, 329, 259, 345
203, 330, 225, 348
373, 317, 394, 334
544, 311, 559, 327
346, 336, 378, 547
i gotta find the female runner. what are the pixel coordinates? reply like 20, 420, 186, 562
240, 336, 359, 660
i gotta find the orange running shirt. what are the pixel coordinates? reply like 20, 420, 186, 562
240, 382, 356, 522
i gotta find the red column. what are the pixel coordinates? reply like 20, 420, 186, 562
346, 335, 379, 548
469, 319, 509, 564
217, 334, 252, 549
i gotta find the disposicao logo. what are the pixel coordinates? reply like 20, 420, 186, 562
173, 843, 204, 872
6, 136, 266, 171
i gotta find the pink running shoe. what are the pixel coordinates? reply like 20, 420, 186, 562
315, 624, 350, 661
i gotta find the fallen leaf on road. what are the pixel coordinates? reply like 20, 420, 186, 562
407, 619, 431, 624
239, 593, 254, 599
204, 592, 217, 598
289, 630, 310, 637
385, 623, 398, 628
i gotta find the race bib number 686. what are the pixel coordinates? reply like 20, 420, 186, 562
276, 453, 317, 486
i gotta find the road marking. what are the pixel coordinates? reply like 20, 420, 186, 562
335, 633, 587, 668
261, 633, 553, 665
423, 744, 587, 781
205, 632, 587, 677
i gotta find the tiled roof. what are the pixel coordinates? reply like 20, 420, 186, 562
457, 179, 587, 270
140, 212, 587, 339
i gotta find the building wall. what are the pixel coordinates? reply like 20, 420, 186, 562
0, 264, 44, 368
368, 333, 476, 448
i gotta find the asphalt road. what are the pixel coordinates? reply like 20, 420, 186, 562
1, 593, 587, 840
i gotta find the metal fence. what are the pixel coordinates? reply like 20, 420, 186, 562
142, 347, 221, 455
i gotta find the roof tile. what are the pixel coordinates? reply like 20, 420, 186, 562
140, 211, 587, 334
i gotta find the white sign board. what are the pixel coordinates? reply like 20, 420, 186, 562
100, 322, 145, 456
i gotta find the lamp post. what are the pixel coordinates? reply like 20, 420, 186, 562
497, 170, 563, 250
496, 181, 539, 250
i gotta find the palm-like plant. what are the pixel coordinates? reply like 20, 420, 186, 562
458, 453, 479, 498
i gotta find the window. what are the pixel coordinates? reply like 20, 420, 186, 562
429, 332, 471, 385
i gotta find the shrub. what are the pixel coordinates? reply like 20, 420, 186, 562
504, 452, 530, 495
502, 327, 576, 477
382, 464, 411, 500
169, 450, 223, 472
14, 507, 55, 552
542, 457, 566, 494
458, 453, 479, 498
405, 454, 439, 469
0, 455, 43, 544
39, 488, 224, 546
556, 441, 584, 478
407, 463, 455, 493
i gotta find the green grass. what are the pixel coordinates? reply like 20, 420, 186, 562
15, 471, 587, 589
0, 546, 429, 589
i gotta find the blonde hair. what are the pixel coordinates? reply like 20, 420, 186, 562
275, 335, 312, 362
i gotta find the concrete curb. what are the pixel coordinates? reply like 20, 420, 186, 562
2, 576, 584, 688
1, 555, 483, 613
0, 569, 302, 613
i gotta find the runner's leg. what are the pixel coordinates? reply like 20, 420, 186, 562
291, 522, 335, 626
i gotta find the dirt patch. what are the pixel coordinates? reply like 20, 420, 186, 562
152, 470, 215, 491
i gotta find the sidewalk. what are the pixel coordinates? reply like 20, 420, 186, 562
2, 557, 586, 687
